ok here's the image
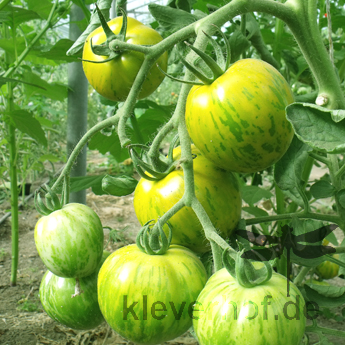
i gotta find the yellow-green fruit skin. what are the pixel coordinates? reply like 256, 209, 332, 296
82, 16, 168, 102
193, 267, 306, 345
133, 146, 242, 253
316, 254, 340, 279
186, 58, 294, 173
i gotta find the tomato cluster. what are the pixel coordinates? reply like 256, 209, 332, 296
35, 203, 106, 329
34, 9, 306, 345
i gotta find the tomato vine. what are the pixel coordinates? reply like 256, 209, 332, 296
34, 0, 345, 343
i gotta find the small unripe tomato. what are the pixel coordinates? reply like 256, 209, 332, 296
82, 16, 168, 102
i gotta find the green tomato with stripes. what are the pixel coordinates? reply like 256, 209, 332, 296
133, 145, 242, 254
34, 203, 104, 278
193, 267, 306, 345
98, 244, 208, 345
39, 251, 110, 330
185, 58, 294, 173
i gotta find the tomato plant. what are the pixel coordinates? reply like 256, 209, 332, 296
193, 266, 306, 345
133, 145, 242, 253
316, 254, 340, 280
185, 59, 294, 173
39, 251, 110, 330
82, 16, 168, 102
34, 203, 104, 278
98, 244, 208, 345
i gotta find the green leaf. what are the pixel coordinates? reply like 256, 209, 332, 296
69, 175, 105, 195
23, 72, 68, 101
148, 3, 196, 32
4, 6, 40, 26
67, 0, 111, 56
310, 180, 335, 199
337, 189, 345, 208
303, 284, 345, 308
229, 30, 250, 63
38, 154, 60, 163
274, 136, 312, 204
102, 175, 138, 196
88, 131, 129, 163
241, 185, 273, 206
7, 110, 47, 146
242, 206, 269, 217
39, 39, 78, 62
286, 103, 345, 153
26, 0, 53, 20
0, 76, 47, 89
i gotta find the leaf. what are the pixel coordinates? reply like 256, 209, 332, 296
286, 103, 345, 153
229, 30, 250, 62
88, 131, 129, 163
23, 72, 68, 101
38, 154, 60, 163
7, 110, 47, 146
338, 237, 345, 278
242, 206, 269, 218
26, 0, 53, 20
337, 189, 345, 208
67, 0, 112, 56
241, 185, 273, 206
4, 6, 40, 26
69, 175, 105, 195
102, 175, 138, 196
274, 135, 312, 203
0, 76, 47, 89
310, 180, 335, 199
148, 3, 196, 32
303, 284, 345, 308
39, 39, 78, 62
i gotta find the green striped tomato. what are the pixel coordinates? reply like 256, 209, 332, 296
133, 145, 242, 254
193, 267, 306, 345
185, 58, 294, 173
316, 254, 339, 280
34, 203, 104, 278
98, 244, 208, 345
39, 251, 110, 330
82, 16, 168, 102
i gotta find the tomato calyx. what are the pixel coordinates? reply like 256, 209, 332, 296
158, 24, 231, 86
34, 184, 62, 216
81, 5, 134, 64
223, 248, 273, 288
136, 220, 173, 255
129, 135, 180, 181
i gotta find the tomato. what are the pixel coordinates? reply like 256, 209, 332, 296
34, 203, 104, 278
316, 254, 339, 279
98, 244, 208, 345
185, 58, 294, 173
39, 251, 110, 329
193, 266, 306, 345
133, 146, 242, 253
82, 16, 168, 102
39, 251, 110, 330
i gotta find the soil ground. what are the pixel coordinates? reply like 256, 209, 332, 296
0, 158, 345, 345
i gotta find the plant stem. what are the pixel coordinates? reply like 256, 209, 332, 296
285, 0, 345, 109
52, 113, 120, 190
3, 0, 59, 78
293, 266, 311, 285
8, 98, 19, 287
245, 212, 341, 227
